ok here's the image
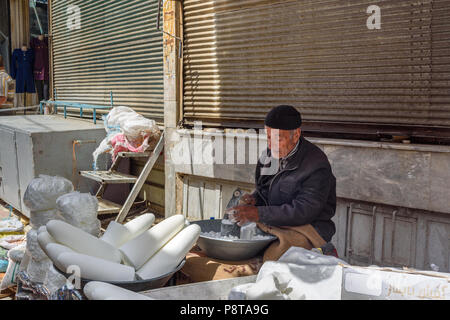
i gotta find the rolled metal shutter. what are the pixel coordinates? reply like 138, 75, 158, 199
50, 0, 164, 122
183, 0, 450, 128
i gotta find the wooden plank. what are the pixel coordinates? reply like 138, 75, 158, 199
118, 152, 152, 158
80, 170, 137, 184
115, 132, 165, 223
97, 198, 121, 215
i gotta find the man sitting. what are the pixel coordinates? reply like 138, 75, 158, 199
230, 105, 337, 260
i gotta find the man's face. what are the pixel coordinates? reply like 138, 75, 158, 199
265, 126, 301, 159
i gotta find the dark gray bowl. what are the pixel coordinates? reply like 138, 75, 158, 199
55, 259, 185, 292
191, 219, 276, 261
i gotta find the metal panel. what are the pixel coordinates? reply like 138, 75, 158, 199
49, 0, 164, 122
182, 0, 450, 128
0, 128, 21, 211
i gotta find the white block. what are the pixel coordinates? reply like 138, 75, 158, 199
123, 213, 155, 236
46, 243, 75, 272
84, 281, 153, 300
119, 214, 185, 269
136, 224, 200, 280
100, 221, 133, 248
56, 252, 136, 282
46, 220, 122, 263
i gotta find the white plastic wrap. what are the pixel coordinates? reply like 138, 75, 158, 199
26, 229, 48, 262
93, 106, 160, 168
43, 265, 67, 295
0, 258, 20, 290
30, 209, 65, 229
0, 243, 27, 290
0, 216, 24, 233
19, 252, 31, 272
56, 192, 101, 236
7, 243, 26, 263
105, 106, 160, 139
23, 175, 74, 212
27, 257, 52, 283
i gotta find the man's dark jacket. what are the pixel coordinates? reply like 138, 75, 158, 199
252, 136, 337, 242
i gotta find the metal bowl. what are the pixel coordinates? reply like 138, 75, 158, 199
191, 219, 276, 261
55, 259, 186, 292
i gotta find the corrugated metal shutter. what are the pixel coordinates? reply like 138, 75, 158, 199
182, 0, 450, 128
50, 0, 164, 122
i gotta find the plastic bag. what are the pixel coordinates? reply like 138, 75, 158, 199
0, 234, 26, 250
56, 192, 101, 236
26, 230, 48, 262
105, 106, 160, 139
0, 258, 19, 290
43, 264, 67, 295
27, 257, 52, 284
23, 175, 74, 212
93, 106, 160, 169
30, 209, 65, 229
0, 216, 24, 233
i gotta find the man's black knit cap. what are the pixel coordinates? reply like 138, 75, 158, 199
264, 105, 302, 130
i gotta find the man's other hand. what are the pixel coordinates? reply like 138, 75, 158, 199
228, 205, 259, 226
238, 193, 256, 206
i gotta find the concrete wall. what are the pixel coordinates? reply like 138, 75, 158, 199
164, 128, 450, 272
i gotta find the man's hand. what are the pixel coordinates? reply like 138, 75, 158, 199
238, 193, 256, 206
227, 205, 259, 226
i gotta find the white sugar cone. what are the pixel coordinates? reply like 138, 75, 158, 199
119, 214, 185, 269
45, 243, 75, 272
37, 231, 56, 255
46, 220, 122, 263
100, 221, 133, 248
84, 281, 153, 300
136, 224, 200, 280
123, 213, 155, 236
56, 252, 136, 282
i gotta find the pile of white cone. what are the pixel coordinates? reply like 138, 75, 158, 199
38, 213, 200, 283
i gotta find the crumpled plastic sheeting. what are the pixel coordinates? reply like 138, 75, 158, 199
0, 234, 26, 250
30, 209, 65, 229
105, 106, 160, 139
228, 247, 348, 300
26, 257, 52, 284
93, 106, 161, 169
56, 192, 101, 236
23, 175, 74, 212
26, 229, 47, 261
7, 242, 26, 262
0, 216, 24, 233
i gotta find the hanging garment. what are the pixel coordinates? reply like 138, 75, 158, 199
30, 37, 49, 81
11, 49, 35, 93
